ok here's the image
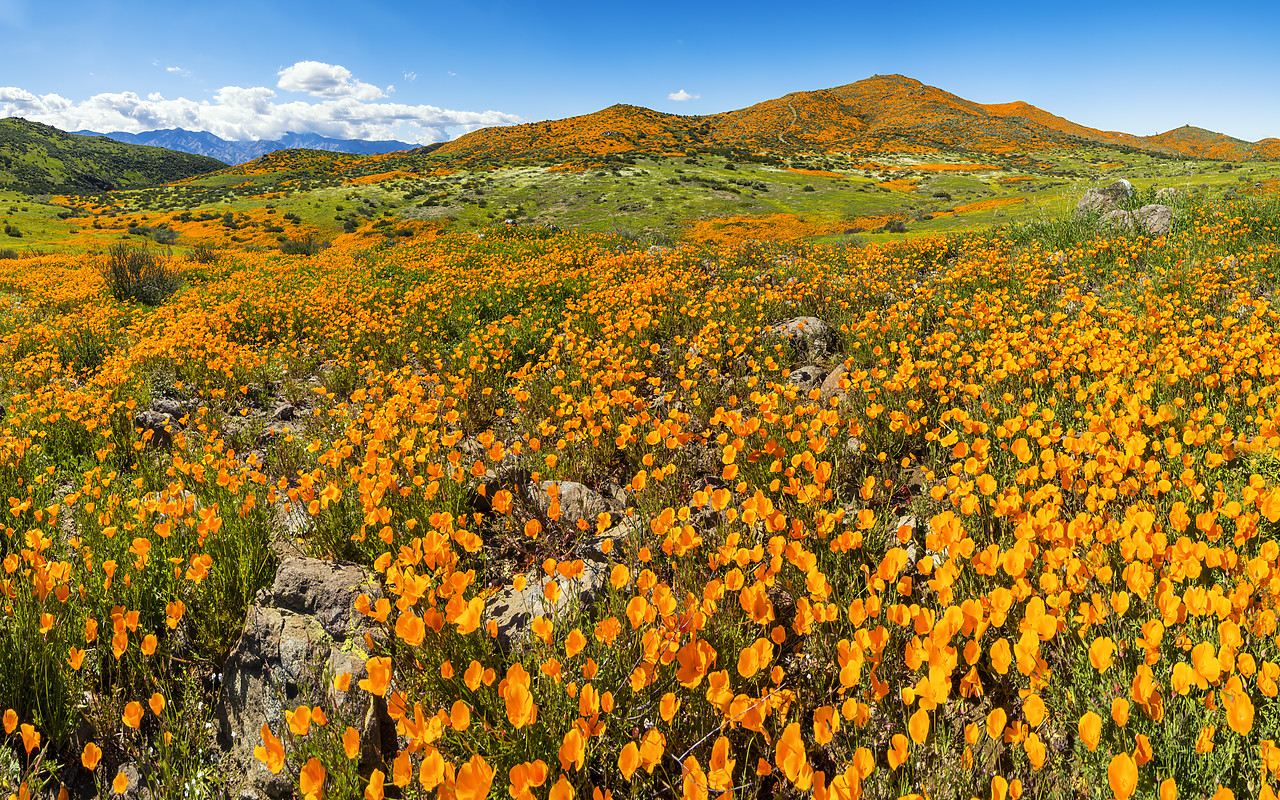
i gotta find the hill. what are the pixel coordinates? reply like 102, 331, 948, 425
73, 128, 415, 165
429, 74, 1277, 165
0, 118, 226, 193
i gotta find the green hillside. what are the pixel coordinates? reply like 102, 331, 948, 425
0, 118, 226, 194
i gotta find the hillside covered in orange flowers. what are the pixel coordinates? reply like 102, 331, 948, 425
428, 74, 1278, 166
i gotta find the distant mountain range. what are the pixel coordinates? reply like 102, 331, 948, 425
0, 118, 227, 193
72, 129, 416, 165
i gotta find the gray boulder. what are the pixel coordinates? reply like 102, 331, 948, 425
525, 480, 611, 529
1100, 209, 1135, 231
483, 558, 610, 651
134, 410, 178, 448
819, 364, 853, 407
1135, 204, 1174, 237
786, 365, 827, 393
1076, 179, 1135, 216
764, 317, 831, 354
217, 558, 393, 800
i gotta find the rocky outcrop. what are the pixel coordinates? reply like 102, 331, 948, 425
1075, 179, 1135, 216
1135, 204, 1174, 237
786, 364, 827, 393
216, 558, 392, 799
764, 316, 832, 355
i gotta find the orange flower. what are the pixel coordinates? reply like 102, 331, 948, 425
1023, 694, 1047, 728
122, 702, 143, 730
549, 775, 575, 800
3, 709, 16, 734
254, 724, 285, 774
82, 741, 102, 770
776, 722, 811, 789
343, 726, 360, 759
450, 700, 471, 731
359, 656, 392, 697
559, 727, 585, 772
1223, 677, 1255, 735
987, 707, 1007, 740
1089, 637, 1116, 672
1078, 711, 1102, 751
1111, 698, 1130, 727
364, 769, 385, 800
287, 706, 312, 736
454, 754, 494, 800
565, 628, 586, 658
908, 707, 930, 744
148, 693, 165, 717
112, 771, 129, 795
619, 742, 641, 780
18, 723, 38, 754
395, 611, 425, 647
1108, 753, 1138, 800
887, 733, 909, 770
299, 757, 326, 800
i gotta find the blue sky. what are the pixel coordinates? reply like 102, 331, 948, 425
2, 0, 1278, 144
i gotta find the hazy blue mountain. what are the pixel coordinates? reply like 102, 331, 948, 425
72, 129, 415, 165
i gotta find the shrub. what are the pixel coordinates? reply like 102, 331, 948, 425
187, 242, 219, 264
279, 235, 326, 256
101, 242, 182, 304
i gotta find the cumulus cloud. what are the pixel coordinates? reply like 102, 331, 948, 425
0, 77, 522, 144
667, 89, 699, 102
277, 60, 384, 100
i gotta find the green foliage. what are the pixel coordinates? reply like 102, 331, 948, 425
279, 234, 326, 255
102, 242, 182, 305
0, 118, 225, 194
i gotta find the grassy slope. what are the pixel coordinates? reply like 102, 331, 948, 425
0, 118, 227, 194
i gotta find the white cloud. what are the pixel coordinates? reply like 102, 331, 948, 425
668, 89, 699, 102
277, 60, 383, 100
0, 81, 522, 144
165, 66, 190, 77
403, 71, 417, 82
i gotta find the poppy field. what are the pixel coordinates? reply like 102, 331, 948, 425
2, 186, 1280, 800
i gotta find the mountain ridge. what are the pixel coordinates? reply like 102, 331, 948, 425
0, 118, 227, 194
428, 74, 1278, 164
71, 129, 416, 165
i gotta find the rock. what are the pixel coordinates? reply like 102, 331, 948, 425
1076, 179, 1135, 215
819, 364, 853, 407
1100, 209, 1135, 231
271, 403, 296, 422
765, 316, 831, 354
134, 410, 178, 448
150, 397, 185, 418
786, 365, 827, 392
1102, 179, 1135, 202
1134, 204, 1173, 237
1076, 189, 1111, 215
217, 558, 393, 800
484, 558, 610, 650
526, 481, 611, 529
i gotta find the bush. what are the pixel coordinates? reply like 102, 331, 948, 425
0, 249, 17, 260
187, 242, 219, 264
101, 242, 181, 304
279, 235, 326, 255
